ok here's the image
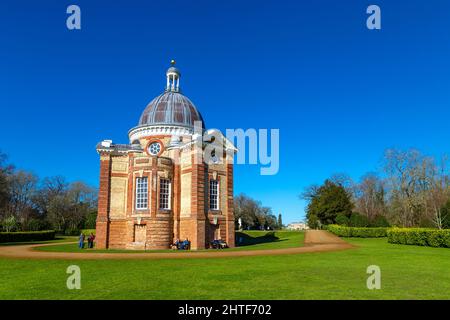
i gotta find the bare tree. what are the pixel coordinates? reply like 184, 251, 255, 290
383, 149, 428, 227
46, 181, 97, 233
383, 149, 450, 227
33, 176, 68, 216
234, 193, 277, 230
425, 156, 450, 229
0, 151, 13, 218
7, 170, 39, 227
354, 173, 386, 222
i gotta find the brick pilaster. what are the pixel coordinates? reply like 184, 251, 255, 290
96, 153, 111, 249
190, 152, 207, 249
151, 157, 158, 218
226, 163, 235, 247
173, 163, 181, 242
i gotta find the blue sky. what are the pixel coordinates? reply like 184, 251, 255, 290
1, 1, 450, 224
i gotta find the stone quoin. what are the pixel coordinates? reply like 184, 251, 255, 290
95, 61, 237, 250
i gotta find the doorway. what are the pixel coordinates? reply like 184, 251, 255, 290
134, 224, 146, 243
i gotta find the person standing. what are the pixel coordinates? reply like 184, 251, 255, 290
88, 233, 95, 248
79, 233, 85, 249
87, 234, 92, 248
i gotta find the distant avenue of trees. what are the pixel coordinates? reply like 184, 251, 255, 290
0, 151, 97, 234
234, 194, 282, 230
303, 148, 450, 229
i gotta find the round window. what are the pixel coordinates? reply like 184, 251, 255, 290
148, 142, 162, 156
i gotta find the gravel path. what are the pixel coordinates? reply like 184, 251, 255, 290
0, 230, 354, 260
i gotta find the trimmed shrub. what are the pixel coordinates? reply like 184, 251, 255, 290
327, 224, 388, 238
327, 224, 351, 237
387, 228, 450, 248
443, 232, 450, 247
81, 229, 96, 235
0, 230, 55, 243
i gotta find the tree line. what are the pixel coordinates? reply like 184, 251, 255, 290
234, 193, 282, 230
0, 151, 97, 234
303, 148, 450, 229
1, 150, 282, 234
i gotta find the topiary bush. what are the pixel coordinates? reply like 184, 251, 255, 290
0, 230, 55, 243
387, 228, 450, 248
327, 224, 388, 238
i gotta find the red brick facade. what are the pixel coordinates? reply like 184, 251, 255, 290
95, 140, 235, 250
95, 63, 236, 250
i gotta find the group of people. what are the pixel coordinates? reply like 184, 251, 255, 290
78, 232, 96, 249
171, 238, 191, 250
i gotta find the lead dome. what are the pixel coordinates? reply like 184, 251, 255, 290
135, 61, 204, 129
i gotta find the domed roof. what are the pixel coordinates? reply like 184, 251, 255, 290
138, 91, 204, 128
166, 66, 180, 75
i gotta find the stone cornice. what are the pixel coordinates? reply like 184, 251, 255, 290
128, 124, 195, 142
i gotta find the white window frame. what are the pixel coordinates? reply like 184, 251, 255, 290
159, 178, 171, 210
209, 179, 219, 210
135, 177, 148, 210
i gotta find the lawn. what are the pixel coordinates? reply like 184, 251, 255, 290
1, 235, 450, 299
33, 230, 304, 253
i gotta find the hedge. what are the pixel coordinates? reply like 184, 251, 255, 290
81, 229, 96, 235
327, 224, 388, 238
387, 228, 450, 248
0, 230, 56, 243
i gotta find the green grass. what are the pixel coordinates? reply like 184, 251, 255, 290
1, 236, 450, 299
34, 231, 304, 253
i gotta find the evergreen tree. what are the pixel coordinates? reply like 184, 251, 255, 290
277, 213, 283, 229
305, 180, 353, 226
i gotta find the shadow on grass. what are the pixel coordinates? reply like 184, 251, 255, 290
0, 236, 75, 246
235, 231, 283, 247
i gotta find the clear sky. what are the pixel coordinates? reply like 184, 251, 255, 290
1, 1, 450, 224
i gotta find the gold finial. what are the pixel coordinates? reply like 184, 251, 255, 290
170, 59, 176, 66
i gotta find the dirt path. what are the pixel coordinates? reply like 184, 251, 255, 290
0, 230, 354, 260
